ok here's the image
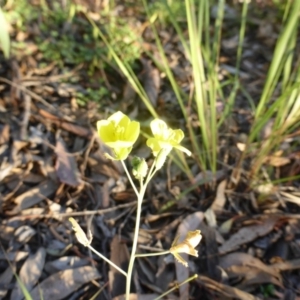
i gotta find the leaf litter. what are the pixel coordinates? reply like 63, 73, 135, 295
0, 1, 300, 300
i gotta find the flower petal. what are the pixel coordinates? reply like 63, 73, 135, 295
186, 230, 202, 248
173, 252, 188, 267
108, 111, 127, 123
150, 119, 168, 137
97, 120, 115, 143
174, 145, 192, 156
124, 121, 140, 143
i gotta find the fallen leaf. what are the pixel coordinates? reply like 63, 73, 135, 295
211, 180, 227, 212
0, 124, 9, 144
8, 180, 58, 215
11, 247, 46, 300
109, 235, 130, 298
0, 265, 15, 298
264, 155, 290, 167
140, 58, 160, 108
219, 217, 279, 254
220, 252, 281, 280
0, 251, 28, 261
55, 136, 81, 187
225, 265, 282, 289
30, 266, 100, 300
197, 275, 261, 300
14, 225, 36, 244
44, 256, 90, 274
38, 109, 93, 138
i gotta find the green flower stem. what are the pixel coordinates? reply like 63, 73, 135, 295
87, 245, 127, 277
125, 185, 147, 299
154, 274, 198, 300
135, 250, 170, 257
123, 159, 159, 299
121, 160, 139, 197
146, 158, 157, 184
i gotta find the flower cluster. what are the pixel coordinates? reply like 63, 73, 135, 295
97, 111, 191, 162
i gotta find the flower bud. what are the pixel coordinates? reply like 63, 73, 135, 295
154, 149, 168, 170
131, 156, 148, 179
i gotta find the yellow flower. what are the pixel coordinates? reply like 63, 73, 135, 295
146, 119, 191, 157
97, 111, 140, 160
169, 230, 202, 267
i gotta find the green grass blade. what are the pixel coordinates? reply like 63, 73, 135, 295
0, 7, 10, 58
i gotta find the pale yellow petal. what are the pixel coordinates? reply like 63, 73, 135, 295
186, 230, 202, 248
173, 252, 188, 267
108, 111, 126, 123
150, 119, 168, 137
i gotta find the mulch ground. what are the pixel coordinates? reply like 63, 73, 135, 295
1, 1, 300, 300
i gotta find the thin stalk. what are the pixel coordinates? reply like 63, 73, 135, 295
88, 245, 127, 277
255, 0, 300, 119
235, 0, 248, 79
121, 160, 139, 197
154, 274, 198, 300
125, 161, 159, 298
125, 184, 147, 298
135, 250, 170, 257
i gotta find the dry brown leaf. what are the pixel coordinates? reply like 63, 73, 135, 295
225, 265, 282, 289
264, 152, 291, 167
0, 124, 9, 144
280, 191, 300, 205
0, 265, 15, 298
0, 162, 13, 182
206, 182, 230, 232
8, 180, 58, 215
109, 235, 130, 298
140, 59, 160, 108
55, 136, 81, 187
44, 256, 90, 274
14, 225, 36, 243
219, 216, 279, 254
198, 223, 220, 280
29, 266, 100, 300
38, 109, 93, 138
269, 258, 300, 273
211, 179, 227, 212
220, 252, 275, 276
197, 275, 261, 300
0, 251, 28, 261
11, 247, 46, 300
0, 224, 14, 241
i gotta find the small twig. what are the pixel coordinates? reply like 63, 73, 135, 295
88, 245, 127, 277
13, 202, 138, 220
135, 250, 169, 257
80, 132, 96, 175
20, 94, 31, 140
0, 77, 56, 111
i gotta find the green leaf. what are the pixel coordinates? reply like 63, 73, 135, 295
0, 7, 10, 58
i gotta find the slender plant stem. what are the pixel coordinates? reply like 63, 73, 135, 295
125, 186, 146, 298
88, 245, 127, 277
154, 274, 198, 300
135, 250, 170, 257
124, 159, 159, 298
146, 158, 157, 183
121, 160, 139, 197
